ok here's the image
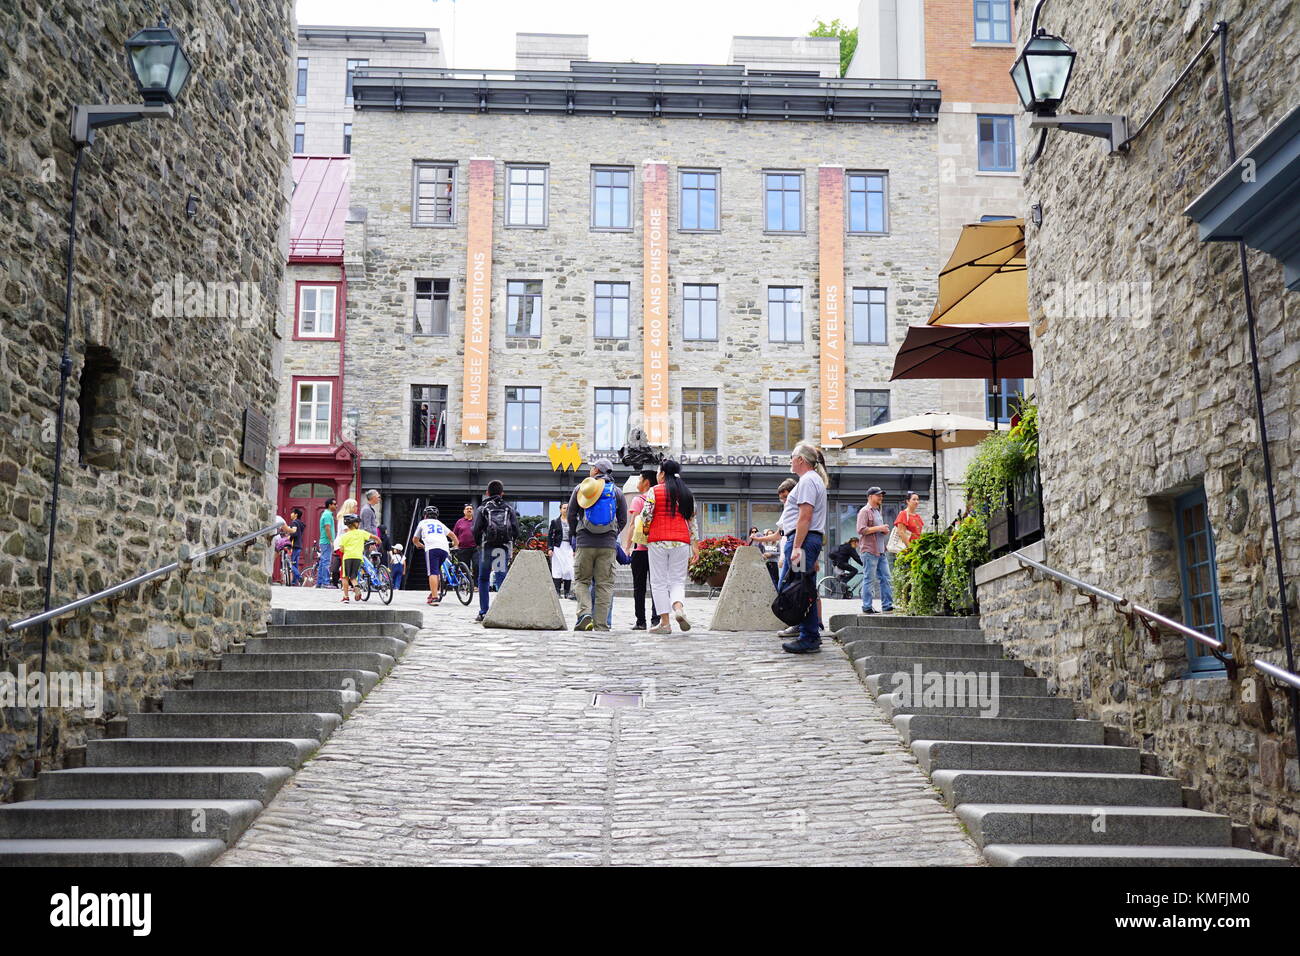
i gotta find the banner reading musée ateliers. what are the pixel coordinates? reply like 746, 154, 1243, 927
461, 157, 494, 445
819, 164, 846, 447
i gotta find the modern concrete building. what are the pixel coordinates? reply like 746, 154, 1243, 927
293, 24, 444, 156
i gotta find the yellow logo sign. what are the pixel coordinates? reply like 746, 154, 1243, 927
548, 442, 583, 472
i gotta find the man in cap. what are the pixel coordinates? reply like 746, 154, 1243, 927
857, 486, 893, 614
567, 458, 627, 632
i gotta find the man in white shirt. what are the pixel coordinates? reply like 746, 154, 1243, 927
782, 443, 828, 654
413, 505, 453, 606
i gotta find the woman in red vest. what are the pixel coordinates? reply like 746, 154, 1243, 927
640, 459, 699, 634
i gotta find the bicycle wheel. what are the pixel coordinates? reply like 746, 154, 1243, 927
375, 566, 393, 605
454, 561, 474, 605
300, 565, 317, 588
360, 569, 373, 601
816, 575, 846, 599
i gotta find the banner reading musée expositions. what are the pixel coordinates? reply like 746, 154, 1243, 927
461, 157, 494, 444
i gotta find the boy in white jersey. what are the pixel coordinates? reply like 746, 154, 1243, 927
413, 505, 453, 605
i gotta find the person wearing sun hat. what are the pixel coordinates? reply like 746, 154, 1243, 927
566, 457, 627, 632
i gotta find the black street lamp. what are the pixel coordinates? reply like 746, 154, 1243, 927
32, 18, 191, 775
1013, 0, 1128, 162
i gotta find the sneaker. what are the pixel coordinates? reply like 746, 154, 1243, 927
778, 625, 800, 638
782, 640, 822, 654
674, 609, 691, 632
575, 614, 594, 632
861, 607, 877, 615
649, 622, 671, 634
474, 613, 485, 623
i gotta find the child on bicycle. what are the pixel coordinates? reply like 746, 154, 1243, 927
335, 514, 379, 604
413, 505, 452, 606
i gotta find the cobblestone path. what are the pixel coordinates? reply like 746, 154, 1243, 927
215, 589, 982, 866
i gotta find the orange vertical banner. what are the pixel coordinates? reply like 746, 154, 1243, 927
818, 165, 846, 447
642, 160, 670, 446
460, 157, 494, 445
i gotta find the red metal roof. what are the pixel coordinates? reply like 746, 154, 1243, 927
289, 155, 349, 262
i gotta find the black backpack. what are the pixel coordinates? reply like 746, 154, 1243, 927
482, 500, 513, 547
771, 570, 818, 626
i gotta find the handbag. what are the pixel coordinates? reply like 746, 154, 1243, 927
886, 525, 907, 555
771, 570, 818, 626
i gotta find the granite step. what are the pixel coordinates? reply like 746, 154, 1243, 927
88, 737, 317, 768
830, 613, 979, 632
127, 711, 342, 741
881, 694, 1076, 720
836, 625, 994, 645
194, 668, 380, 694
931, 769, 1184, 808
955, 803, 1233, 847
845, 639, 1005, 661
853, 655, 1027, 679
274, 607, 423, 628
222, 651, 395, 675
36, 767, 293, 802
162, 688, 361, 715
266, 622, 416, 641
913, 740, 1140, 774
244, 636, 407, 658
0, 799, 262, 845
983, 844, 1291, 867
863, 672, 1050, 698
0, 838, 227, 867
894, 714, 1106, 745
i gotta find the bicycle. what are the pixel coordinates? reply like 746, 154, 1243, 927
817, 566, 862, 599
356, 545, 393, 604
298, 544, 320, 588
439, 554, 475, 606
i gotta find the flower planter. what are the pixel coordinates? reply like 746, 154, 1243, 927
706, 567, 729, 588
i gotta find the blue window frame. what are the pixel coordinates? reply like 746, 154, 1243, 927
978, 115, 1017, 172
974, 0, 1012, 42
1174, 489, 1228, 673
847, 172, 887, 234
986, 378, 1025, 423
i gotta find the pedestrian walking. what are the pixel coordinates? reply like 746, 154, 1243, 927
567, 458, 627, 632
752, 479, 796, 600
472, 480, 519, 623
360, 489, 381, 535
857, 486, 894, 614
413, 505, 453, 606
642, 458, 698, 635
548, 502, 575, 598
335, 513, 379, 604
389, 544, 406, 591
452, 503, 478, 572
315, 497, 337, 588
781, 443, 829, 654
622, 469, 659, 629
281, 508, 305, 585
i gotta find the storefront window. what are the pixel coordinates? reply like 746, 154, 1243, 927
700, 502, 736, 538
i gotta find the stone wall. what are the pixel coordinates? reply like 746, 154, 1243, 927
981, 0, 1300, 859
0, 0, 295, 796
345, 109, 947, 473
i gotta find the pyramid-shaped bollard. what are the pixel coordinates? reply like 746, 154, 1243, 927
483, 549, 567, 629
709, 545, 786, 632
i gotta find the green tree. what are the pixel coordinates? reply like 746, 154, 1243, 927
810, 18, 858, 77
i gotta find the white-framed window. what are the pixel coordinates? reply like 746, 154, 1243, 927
767, 286, 803, 343
683, 284, 718, 341
506, 165, 548, 227
297, 286, 337, 337
295, 58, 308, 105
295, 381, 333, 444
593, 282, 630, 339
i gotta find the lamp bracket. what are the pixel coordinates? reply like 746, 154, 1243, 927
71, 103, 173, 147
1029, 113, 1129, 154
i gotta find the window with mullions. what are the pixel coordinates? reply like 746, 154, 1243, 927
593, 282, 630, 339
296, 58, 309, 105
974, 0, 1012, 42
852, 288, 887, 345
413, 163, 455, 225
680, 170, 719, 230
978, 115, 1017, 171
345, 58, 368, 106
507, 280, 542, 337
986, 378, 1026, 423
854, 389, 890, 456
764, 172, 803, 232
506, 165, 547, 227
293, 123, 304, 153
591, 167, 632, 230
768, 389, 804, 453
414, 279, 450, 335
1175, 488, 1228, 673
410, 385, 448, 449
681, 388, 718, 453
683, 284, 718, 341
594, 388, 630, 452
847, 172, 887, 234
767, 287, 802, 343
504, 387, 541, 452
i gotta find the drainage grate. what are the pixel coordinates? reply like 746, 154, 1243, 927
592, 692, 644, 709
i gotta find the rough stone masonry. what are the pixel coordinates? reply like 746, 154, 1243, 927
0, 0, 295, 796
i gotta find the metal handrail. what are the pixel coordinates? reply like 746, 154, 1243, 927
1011, 550, 1300, 687
4, 518, 284, 636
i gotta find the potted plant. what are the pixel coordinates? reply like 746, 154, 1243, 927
688, 535, 747, 587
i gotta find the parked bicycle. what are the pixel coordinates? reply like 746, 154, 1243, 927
439, 553, 475, 606
298, 544, 320, 588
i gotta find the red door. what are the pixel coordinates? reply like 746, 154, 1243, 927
278, 481, 339, 582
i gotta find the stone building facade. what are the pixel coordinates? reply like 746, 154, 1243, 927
338, 47, 949, 562
0, 1, 294, 795
974, 0, 1300, 858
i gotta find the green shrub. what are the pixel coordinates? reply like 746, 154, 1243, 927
941, 513, 989, 614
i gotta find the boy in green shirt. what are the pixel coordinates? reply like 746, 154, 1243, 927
335, 513, 379, 603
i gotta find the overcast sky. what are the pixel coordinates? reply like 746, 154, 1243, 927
295, 0, 862, 70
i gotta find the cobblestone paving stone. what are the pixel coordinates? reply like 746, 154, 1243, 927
215, 587, 983, 866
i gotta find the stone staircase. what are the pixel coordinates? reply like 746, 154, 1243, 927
0, 606, 421, 866
830, 612, 1290, 867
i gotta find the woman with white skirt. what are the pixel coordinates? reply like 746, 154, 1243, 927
641, 459, 698, 634
548, 502, 575, 598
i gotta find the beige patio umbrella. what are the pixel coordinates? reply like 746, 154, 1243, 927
929, 218, 1027, 326
832, 412, 997, 528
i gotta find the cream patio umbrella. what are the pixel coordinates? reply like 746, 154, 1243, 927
929, 218, 1027, 326
832, 412, 997, 528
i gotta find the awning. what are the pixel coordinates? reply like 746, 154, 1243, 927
929, 218, 1027, 325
